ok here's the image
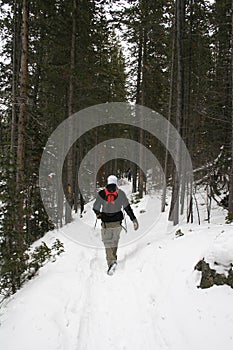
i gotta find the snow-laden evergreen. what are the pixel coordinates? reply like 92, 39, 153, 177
0, 182, 233, 350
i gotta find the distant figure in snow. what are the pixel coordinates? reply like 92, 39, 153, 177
93, 175, 138, 275
127, 168, 132, 182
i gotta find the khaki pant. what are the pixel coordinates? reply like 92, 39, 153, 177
101, 221, 122, 267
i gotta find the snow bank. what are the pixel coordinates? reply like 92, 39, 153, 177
205, 230, 233, 274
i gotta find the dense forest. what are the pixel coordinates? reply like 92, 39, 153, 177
0, 0, 233, 296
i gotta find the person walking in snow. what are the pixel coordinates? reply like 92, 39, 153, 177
127, 168, 132, 182
93, 175, 139, 275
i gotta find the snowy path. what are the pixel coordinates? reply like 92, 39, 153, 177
0, 216, 171, 350
0, 187, 233, 350
70, 246, 168, 350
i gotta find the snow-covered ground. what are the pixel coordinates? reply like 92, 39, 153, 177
0, 181, 233, 350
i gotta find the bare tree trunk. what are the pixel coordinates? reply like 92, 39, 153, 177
181, 0, 194, 218
161, 9, 176, 212
73, 145, 79, 214
132, 163, 137, 193
228, 0, 233, 218
10, 0, 20, 158
133, 23, 144, 195
206, 184, 211, 223
65, 0, 77, 224
138, 16, 148, 199
16, 0, 28, 236
169, 0, 185, 225
74, 139, 84, 216
135, 12, 146, 198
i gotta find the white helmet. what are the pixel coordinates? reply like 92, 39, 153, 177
107, 175, 118, 185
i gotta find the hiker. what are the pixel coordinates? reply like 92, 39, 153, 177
127, 168, 132, 182
93, 175, 139, 275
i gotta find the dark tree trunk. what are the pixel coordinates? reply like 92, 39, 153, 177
16, 0, 29, 236
135, 10, 146, 198
65, 0, 77, 224
169, 0, 185, 225
10, 0, 21, 158
228, 0, 233, 218
161, 8, 176, 213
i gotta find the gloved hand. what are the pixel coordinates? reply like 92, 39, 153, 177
96, 213, 102, 219
133, 219, 139, 231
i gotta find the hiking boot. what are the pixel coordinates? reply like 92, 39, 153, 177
107, 261, 117, 276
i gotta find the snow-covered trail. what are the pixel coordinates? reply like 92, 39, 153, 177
57, 220, 170, 350
0, 204, 168, 350
0, 238, 168, 350
0, 185, 233, 350
67, 236, 172, 350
